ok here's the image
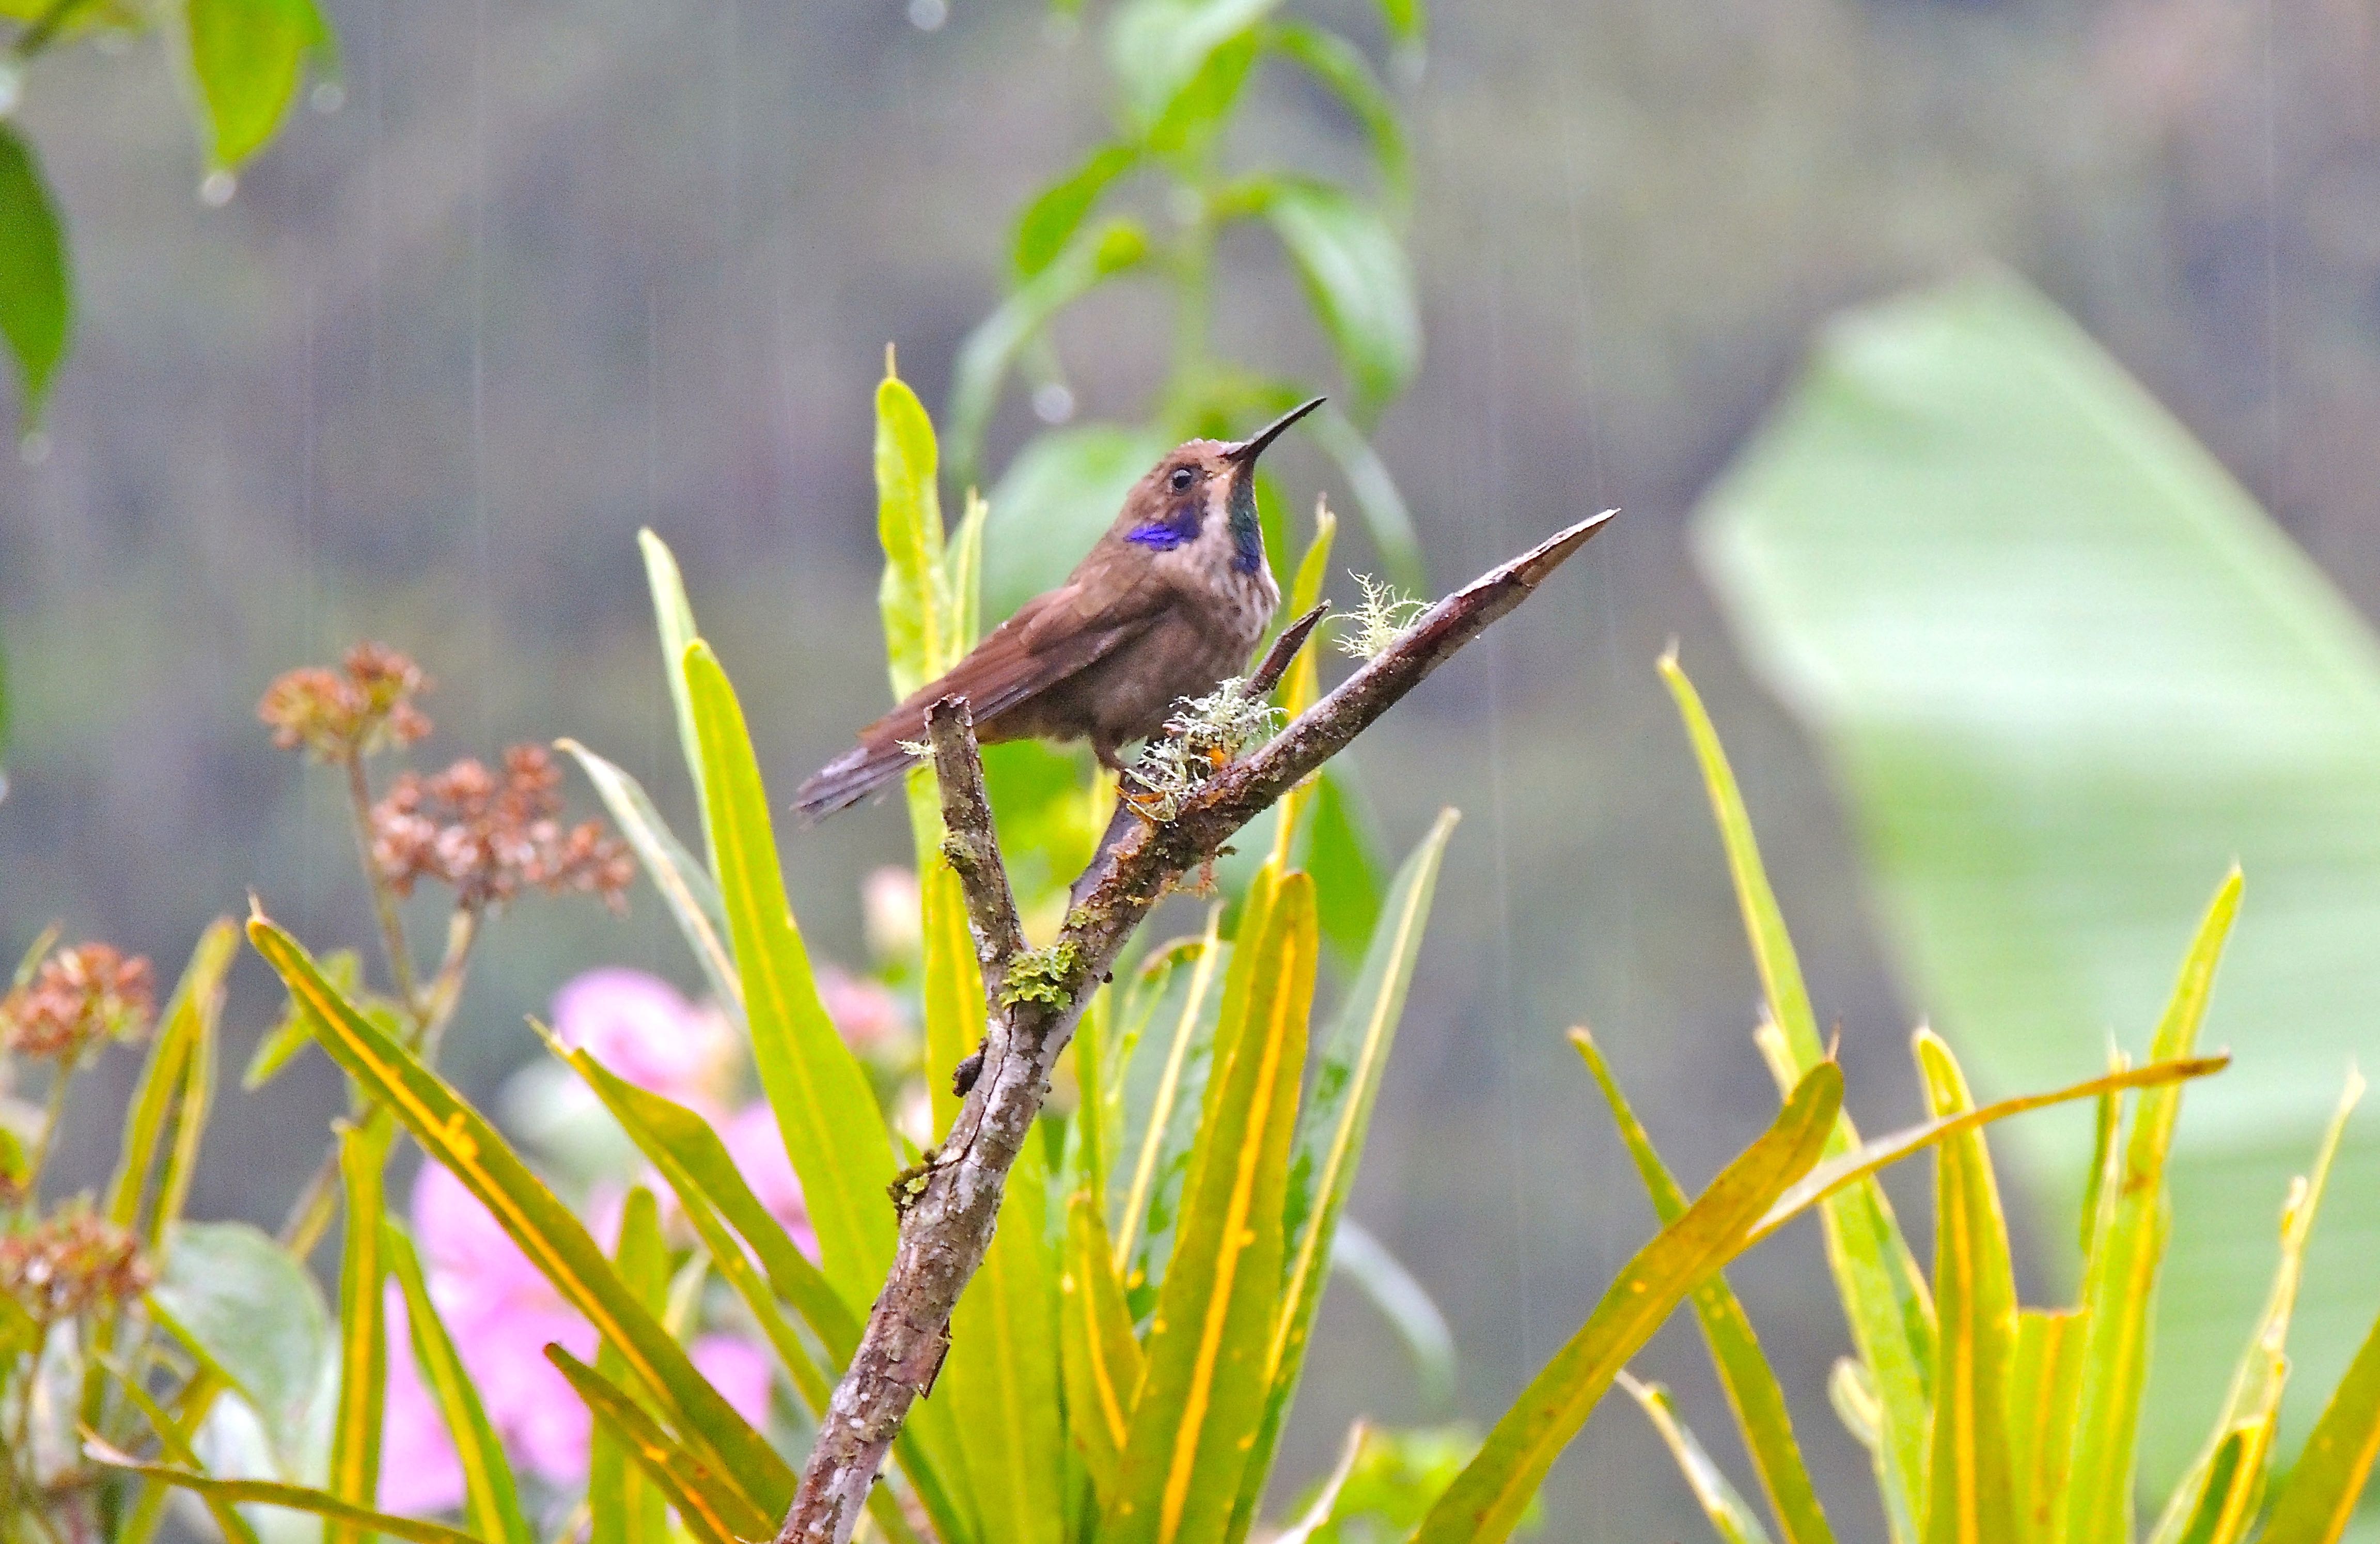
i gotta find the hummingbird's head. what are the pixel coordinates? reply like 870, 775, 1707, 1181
1118, 397, 1325, 575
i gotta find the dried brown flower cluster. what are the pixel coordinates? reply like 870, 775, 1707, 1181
258, 642, 433, 762
369, 745, 634, 912
1, 944, 155, 1063
0, 1208, 153, 1321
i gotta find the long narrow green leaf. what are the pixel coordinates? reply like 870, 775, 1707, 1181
1665, 650, 1936, 1536
1109, 868, 1318, 1544
946, 1136, 1066, 1544
245, 911, 794, 1515
558, 739, 738, 1013
638, 528, 711, 839
1230, 811, 1457, 1543
1062, 1191, 1146, 1504
2008, 1311, 2087, 1544
1265, 504, 1341, 874
100, 1363, 253, 1544
549, 1347, 772, 1544
1415, 1062, 1844, 1544
1574, 1029, 1835, 1544
877, 365, 950, 698
2060, 869, 2243, 1544
2262, 1301, 2380, 1544
1619, 1372, 1777, 1544
923, 856, 984, 1138
684, 640, 899, 1314
1114, 911, 1231, 1304
327, 1119, 394, 1544
84, 1442, 483, 1544
0, 126, 71, 418
107, 919, 238, 1245
593, 1188, 670, 1544
385, 1224, 532, 1544
1916, 1033, 2019, 1544
947, 487, 988, 652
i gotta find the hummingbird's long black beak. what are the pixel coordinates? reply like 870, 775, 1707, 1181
1225, 397, 1326, 466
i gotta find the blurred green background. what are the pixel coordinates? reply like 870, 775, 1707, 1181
5, 0, 2378, 1537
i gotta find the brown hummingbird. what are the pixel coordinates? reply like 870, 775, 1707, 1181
794, 397, 1325, 820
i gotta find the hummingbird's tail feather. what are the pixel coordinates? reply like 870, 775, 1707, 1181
793, 731, 920, 821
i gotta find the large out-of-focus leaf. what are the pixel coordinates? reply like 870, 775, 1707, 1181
1694, 272, 2380, 1480
2262, 1302, 2380, 1544
557, 740, 739, 1015
1015, 143, 1141, 278
385, 1225, 531, 1544
325, 1122, 393, 1544
1263, 24, 1408, 210
1230, 812, 1457, 1538
84, 1444, 483, 1544
1108, 867, 1317, 1544
2061, 872, 2240, 1544
1618, 1374, 1777, 1544
1105, 0, 1281, 132
984, 424, 1172, 623
0, 125, 71, 419
637, 528, 710, 829
683, 641, 899, 1313
946, 1137, 1066, 1544
1256, 179, 1421, 412
876, 369, 951, 700
1663, 653, 1936, 1532
1574, 1030, 1835, 1544
150, 1221, 330, 1469
1414, 1063, 1844, 1544
246, 912, 794, 1512
185, 0, 328, 167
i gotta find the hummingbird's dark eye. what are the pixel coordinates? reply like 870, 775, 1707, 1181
1168, 466, 1195, 493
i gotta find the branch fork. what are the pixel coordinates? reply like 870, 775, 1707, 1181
775, 509, 1617, 1544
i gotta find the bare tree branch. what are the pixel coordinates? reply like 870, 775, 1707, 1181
774, 508, 1618, 1544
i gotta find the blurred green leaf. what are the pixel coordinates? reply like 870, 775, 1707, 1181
112, 918, 237, 1250
0, 124, 71, 420
246, 911, 794, 1512
1618, 1373, 1776, 1544
1062, 1191, 1146, 1505
150, 1221, 330, 1469
1110, 913, 1232, 1314
325, 1120, 392, 1544
1255, 179, 1420, 412
102, 1364, 254, 1544
1326, 1221, 1454, 1410
921, 857, 982, 1141
983, 423, 1171, 622
186, 0, 328, 168
591, 1188, 671, 1544
950, 218, 1152, 488
637, 528, 711, 837
1109, 867, 1317, 1544
1694, 273, 2380, 1482
385, 1224, 533, 1544
558, 739, 740, 1016
1295, 768, 1385, 964
1015, 143, 1141, 278
1573, 1028, 1836, 1544
1375, 0, 1423, 45
1914, 1033, 2019, 1544
877, 368, 951, 700
948, 486, 989, 652
1296, 1424, 1481, 1543
2262, 1300, 2380, 1544
683, 640, 900, 1316
84, 1443, 483, 1544
1263, 24, 1408, 210
1415, 1063, 1843, 1544
1105, 0, 1279, 133
1271, 1419, 1369, 1544
946, 1136, 1066, 1544
551, 1347, 768, 1544
2008, 1310, 2086, 1544
1144, 31, 1260, 161
245, 947, 363, 1091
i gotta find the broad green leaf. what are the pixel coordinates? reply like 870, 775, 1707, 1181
946, 1136, 1066, 1544
1414, 1063, 1844, 1544
557, 739, 739, 1014
1105, 0, 1280, 132
385, 1225, 531, 1544
1108, 868, 1318, 1544
1619, 1373, 1777, 1544
1256, 180, 1420, 411
109, 918, 237, 1248
0, 125, 70, 419
2262, 1301, 2380, 1544
1665, 651, 1936, 1531
923, 857, 984, 1138
1915, 1032, 2019, 1544
2150, 1068, 2365, 1544
1062, 1192, 1146, 1504
877, 368, 950, 699
549, 1348, 771, 1544
186, 0, 327, 167
1143, 30, 1260, 160
1230, 810, 1458, 1541
84, 1442, 483, 1544
948, 219, 1151, 487
2061, 871, 2241, 1544
246, 912, 795, 1513
637, 528, 711, 837
2008, 1311, 2087, 1544
984, 424, 1171, 622
683, 641, 899, 1313
1264, 23, 1409, 210
1574, 1028, 1836, 1544
1015, 143, 1141, 277
1112, 913, 1232, 1310
592, 1187, 670, 1544
1694, 273, 2380, 1481
149, 1221, 329, 1467
326, 1119, 394, 1544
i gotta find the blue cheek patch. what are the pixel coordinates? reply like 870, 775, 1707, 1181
1126, 523, 1193, 551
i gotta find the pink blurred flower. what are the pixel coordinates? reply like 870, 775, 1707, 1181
720, 1103, 819, 1258
816, 967, 904, 1052
553, 968, 734, 1109
861, 866, 922, 961
692, 1334, 772, 1426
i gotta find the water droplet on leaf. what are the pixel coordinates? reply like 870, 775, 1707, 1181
1032, 382, 1076, 424
198, 170, 237, 207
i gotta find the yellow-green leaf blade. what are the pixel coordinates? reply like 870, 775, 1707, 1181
558, 739, 738, 1014
593, 1188, 671, 1544
107, 919, 238, 1246
0, 124, 71, 420
637, 528, 711, 836
186, 0, 327, 168
684, 640, 900, 1314
946, 1136, 1066, 1544
327, 1118, 395, 1544
2262, 1301, 2380, 1544
385, 1222, 531, 1544
83, 1443, 484, 1544
1619, 1372, 1777, 1544
1062, 1190, 1146, 1504
551, 1346, 771, 1544
2008, 1310, 2087, 1544
877, 367, 949, 698
1414, 1062, 1843, 1544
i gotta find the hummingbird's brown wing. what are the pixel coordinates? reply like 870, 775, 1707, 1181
793, 562, 1169, 820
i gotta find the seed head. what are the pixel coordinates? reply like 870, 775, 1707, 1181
259, 643, 433, 762
0, 1207, 153, 1321
1, 943, 155, 1063
369, 744, 634, 912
